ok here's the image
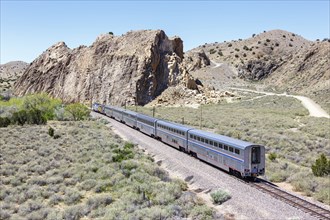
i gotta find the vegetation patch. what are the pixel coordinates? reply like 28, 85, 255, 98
0, 120, 216, 219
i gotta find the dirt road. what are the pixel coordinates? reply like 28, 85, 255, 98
231, 88, 330, 118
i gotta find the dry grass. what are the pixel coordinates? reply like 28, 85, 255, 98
0, 120, 216, 219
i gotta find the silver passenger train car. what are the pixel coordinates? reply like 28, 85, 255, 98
187, 129, 265, 177
92, 103, 265, 178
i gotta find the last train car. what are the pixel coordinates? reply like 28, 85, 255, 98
187, 129, 265, 177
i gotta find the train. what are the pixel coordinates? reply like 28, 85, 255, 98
92, 103, 265, 178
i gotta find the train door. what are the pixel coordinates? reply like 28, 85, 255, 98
251, 146, 261, 176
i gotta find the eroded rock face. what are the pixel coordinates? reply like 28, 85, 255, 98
14, 30, 185, 106
183, 50, 211, 71
237, 59, 282, 80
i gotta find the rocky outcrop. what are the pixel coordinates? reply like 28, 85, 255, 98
14, 30, 187, 106
0, 61, 28, 91
237, 59, 282, 80
183, 50, 211, 71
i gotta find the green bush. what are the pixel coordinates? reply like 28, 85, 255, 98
268, 152, 277, 161
112, 142, 135, 162
26, 109, 47, 125
65, 103, 90, 121
11, 109, 47, 126
48, 127, 54, 137
0, 117, 11, 127
23, 93, 62, 120
11, 110, 28, 125
312, 154, 330, 177
210, 189, 231, 204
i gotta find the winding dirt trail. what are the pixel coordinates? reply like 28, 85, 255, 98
210, 60, 223, 68
231, 88, 330, 118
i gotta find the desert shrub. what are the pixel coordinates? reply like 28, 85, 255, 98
228, 43, 232, 47
243, 45, 249, 50
0, 117, 10, 127
210, 189, 231, 204
78, 179, 97, 191
315, 188, 330, 204
112, 142, 135, 162
53, 134, 61, 139
87, 194, 112, 210
64, 189, 82, 205
268, 152, 277, 161
312, 154, 330, 177
63, 204, 89, 220
48, 127, 54, 137
18, 200, 43, 216
218, 51, 223, 56
48, 194, 63, 205
209, 49, 216, 54
65, 103, 90, 121
26, 109, 47, 125
190, 205, 214, 219
11, 110, 28, 125
0, 209, 10, 220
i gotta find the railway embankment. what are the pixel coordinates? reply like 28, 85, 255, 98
92, 112, 323, 220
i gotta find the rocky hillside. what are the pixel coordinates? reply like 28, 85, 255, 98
14, 30, 195, 105
0, 61, 28, 91
184, 30, 329, 100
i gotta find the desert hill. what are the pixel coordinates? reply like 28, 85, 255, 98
0, 61, 28, 91
183, 29, 329, 105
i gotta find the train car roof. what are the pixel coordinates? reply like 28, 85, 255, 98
157, 119, 193, 132
136, 113, 158, 122
189, 129, 260, 150
123, 109, 138, 116
104, 105, 124, 111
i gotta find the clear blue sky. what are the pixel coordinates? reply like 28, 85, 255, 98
1, 0, 329, 64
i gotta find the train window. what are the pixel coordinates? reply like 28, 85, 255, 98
197, 136, 200, 141
214, 142, 218, 147
229, 147, 233, 152
252, 147, 260, 164
219, 143, 223, 148
210, 141, 213, 146
201, 138, 204, 143
224, 145, 228, 150
235, 149, 240, 154
190, 134, 193, 138
205, 139, 209, 144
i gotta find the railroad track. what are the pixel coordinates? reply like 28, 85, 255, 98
249, 180, 330, 220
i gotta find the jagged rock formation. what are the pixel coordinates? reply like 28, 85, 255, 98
0, 61, 28, 91
183, 50, 211, 71
14, 30, 189, 106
